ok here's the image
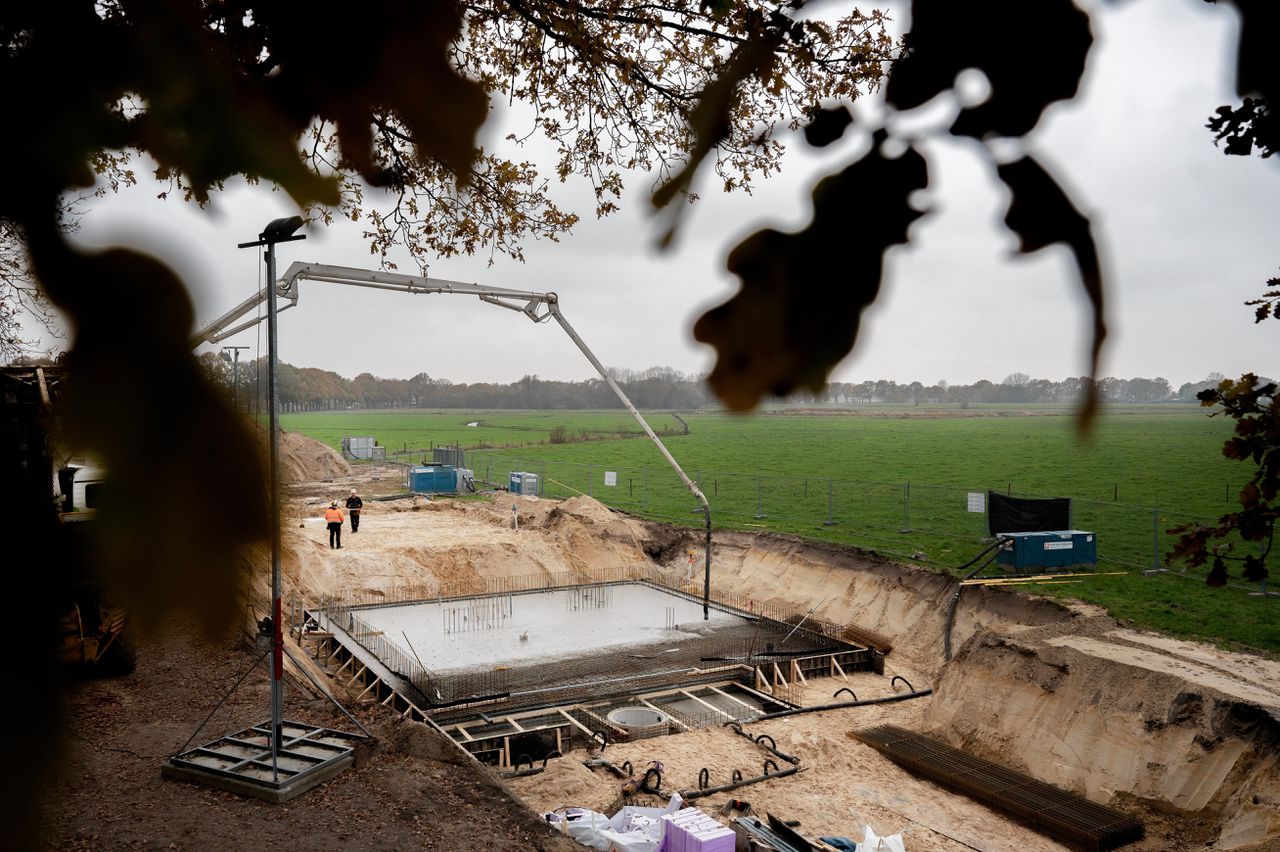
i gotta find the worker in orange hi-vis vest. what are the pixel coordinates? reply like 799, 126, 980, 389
324, 501, 345, 549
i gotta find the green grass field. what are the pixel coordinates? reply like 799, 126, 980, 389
281, 406, 1277, 653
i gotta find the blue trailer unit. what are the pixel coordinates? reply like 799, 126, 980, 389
409, 464, 457, 494
996, 530, 1097, 570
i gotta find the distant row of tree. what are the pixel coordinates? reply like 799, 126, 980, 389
190, 354, 1248, 411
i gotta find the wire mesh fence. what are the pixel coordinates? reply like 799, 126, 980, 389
466, 450, 1272, 586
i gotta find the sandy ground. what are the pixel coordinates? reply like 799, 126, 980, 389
509, 673, 1072, 852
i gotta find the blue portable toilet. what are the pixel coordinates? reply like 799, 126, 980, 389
409, 464, 457, 494
509, 471, 540, 495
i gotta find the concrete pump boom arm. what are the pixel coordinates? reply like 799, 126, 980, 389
194, 261, 714, 614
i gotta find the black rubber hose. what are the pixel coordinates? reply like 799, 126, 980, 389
943, 539, 1009, 661
499, 765, 545, 779
732, 768, 743, 783
752, 688, 934, 721
582, 759, 627, 777
679, 765, 800, 800
698, 767, 709, 790
833, 687, 857, 700
763, 759, 779, 776
723, 721, 799, 765
890, 675, 914, 693
641, 767, 663, 794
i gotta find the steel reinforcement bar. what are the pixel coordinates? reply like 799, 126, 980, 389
850, 725, 1143, 852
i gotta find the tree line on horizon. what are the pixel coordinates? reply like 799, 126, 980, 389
187, 353, 1244, 412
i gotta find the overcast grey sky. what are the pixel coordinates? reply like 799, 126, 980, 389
59, 0, 1277, 389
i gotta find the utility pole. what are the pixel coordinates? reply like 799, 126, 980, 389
237, 216, 305, 781
221, 345, 249, 411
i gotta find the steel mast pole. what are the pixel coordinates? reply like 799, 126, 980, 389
238, 217, 305, 780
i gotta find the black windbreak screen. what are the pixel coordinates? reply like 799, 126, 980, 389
988, 491, 1070, 535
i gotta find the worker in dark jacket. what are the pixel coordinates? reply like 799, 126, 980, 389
324, 501, 344, 549
346, 489, 363, 533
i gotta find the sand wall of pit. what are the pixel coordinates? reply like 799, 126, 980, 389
278, 498, 660, 605
922, 626, 1280, 849
694, 533, 1074, 675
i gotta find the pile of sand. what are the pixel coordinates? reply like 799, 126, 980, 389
278, 429, 351, 483
507, 756, 613, 815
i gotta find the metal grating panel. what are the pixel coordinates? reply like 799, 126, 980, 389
165, 720, 363, 801
851, 725, 1143, 852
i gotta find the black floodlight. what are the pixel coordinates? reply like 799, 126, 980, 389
238, 215, 306, 249
262, 215, 304, 242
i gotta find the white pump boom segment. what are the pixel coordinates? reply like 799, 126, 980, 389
194, 261, 716, 617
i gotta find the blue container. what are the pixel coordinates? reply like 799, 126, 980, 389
509, 471, 540, 495
409, 464, 456, 494
996, 530, 1097, 570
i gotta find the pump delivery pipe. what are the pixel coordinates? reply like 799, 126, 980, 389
195, 262, 715, 618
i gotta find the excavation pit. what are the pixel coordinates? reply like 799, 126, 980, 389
312, 578, 873, 766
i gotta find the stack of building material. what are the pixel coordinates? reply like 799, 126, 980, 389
660, 807, 734, 851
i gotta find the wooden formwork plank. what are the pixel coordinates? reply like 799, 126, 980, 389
678, 690, 732, 722
831, 656, 848, 681
558, 708, 597, 738
357, 677, 381, 701
791, 659, 806, 685
707, 685, 757, 713
643, 698, 689, 731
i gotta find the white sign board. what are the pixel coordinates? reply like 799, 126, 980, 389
604, 471, 617, 487
967, 492, 985, 513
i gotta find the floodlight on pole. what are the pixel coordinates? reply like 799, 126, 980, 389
236, 215, 306, 782
220, 345, 250, 411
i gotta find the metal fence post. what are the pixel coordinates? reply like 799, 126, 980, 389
643, 467, 649, 509
1152, 509, 1160, 570
901, 481, 911, 532
755, 477, 765, 518
824, 479, 836, 526
588, 463, 593, 497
